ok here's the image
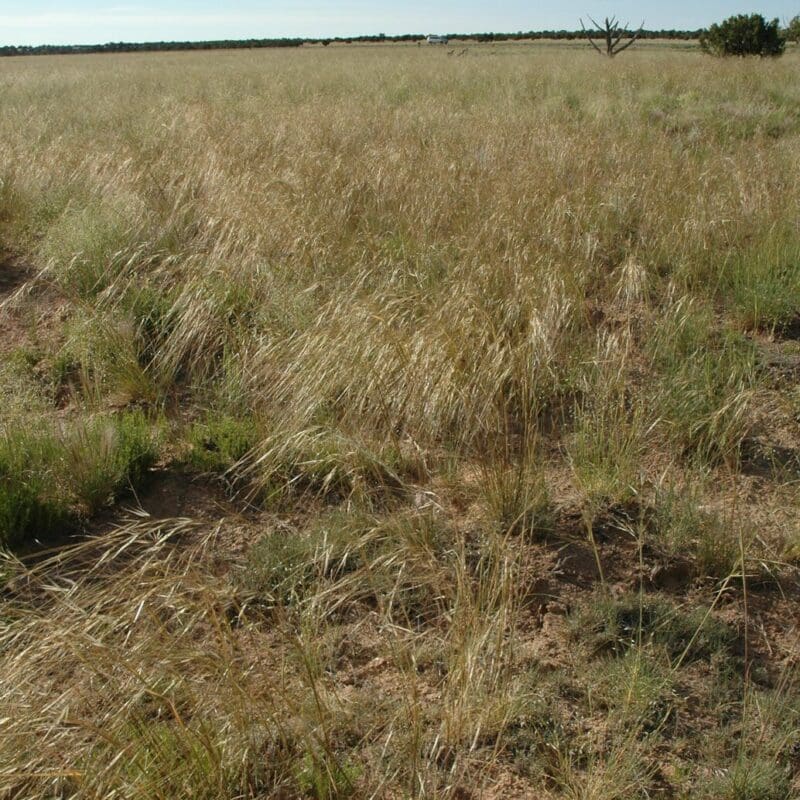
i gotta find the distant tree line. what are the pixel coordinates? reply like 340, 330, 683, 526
0, 38, 306, 57
0, 29, 706, 57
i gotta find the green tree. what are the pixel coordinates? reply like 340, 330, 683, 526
786, 15, 800, 43
700, 14, 785, 56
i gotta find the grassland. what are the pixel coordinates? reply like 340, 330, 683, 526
1, 41, 799, 799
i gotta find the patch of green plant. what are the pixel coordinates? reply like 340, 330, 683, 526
152, 270, 266, 385
244, 529, 315, 603
59, 310, 162, 406
294, 751, 360, 800
121, 282, 177, 367
480, 454, 552, 539
49, 350, 82, 400
242, 508, 451, 624
188, 412, 262, 473
786, 523, 800, 564
572, 593, 737, 664
503, 683, 576, 783
0, 411, 161, 546
696, 757, 790, 800
251, 427, 407, 508
0, 548, 20, 591
10, 178, 88, 251
0, 170, 20, 232
4, 346, 41, 374
97, 719, 238, 800
721, 234, 800, 332
587, 649, 676, 731
242, 510, 373, 606
0, 430, 73, 547
360, 511, 453, 625
38, 198, 141, 297
649, 301, 758, 464
568, 351, 646, 507
652, 485, 741, 579
0, 347, 52, 420
64, 410, 162, 515
694, 682, 799, 798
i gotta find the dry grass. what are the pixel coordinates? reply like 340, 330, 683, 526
1, 41, 799, 798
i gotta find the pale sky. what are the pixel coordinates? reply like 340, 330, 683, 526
1, 1, 797, 46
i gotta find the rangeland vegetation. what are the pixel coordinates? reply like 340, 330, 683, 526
1, 41, 799, 798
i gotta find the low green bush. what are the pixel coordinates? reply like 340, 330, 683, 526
652, 484, 742, 579
701, 14, 785, 57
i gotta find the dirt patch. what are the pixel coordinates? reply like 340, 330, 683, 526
741, 438, 800, 478
127, 470, 231, 520
0, 257, 31, 298
761, 348, 800, 380
774, 316, 800, 342
124, 470, 274, 563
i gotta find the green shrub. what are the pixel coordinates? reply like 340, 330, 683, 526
294, 752, 359, 799
98, 719, 245, 800
363, 511, 452, 625
698, 758, 790, 800
242, 511, 370, 606
587, 650, 675, 729
568, 340, 646, 506
786, 16, 800, 43
121, 283, 176, 367
38, 199, 140, 297
700, 15, 785, 57
59, 311, 163, 406
242, 509, 452, 625
245, 427, 406, 508
480, 456, 551, 539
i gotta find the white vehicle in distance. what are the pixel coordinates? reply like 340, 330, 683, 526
426, 34, 449, 45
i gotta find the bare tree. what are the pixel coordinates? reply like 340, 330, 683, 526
580, 16, 644, 56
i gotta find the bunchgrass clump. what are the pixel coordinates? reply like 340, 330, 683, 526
238, 426, 409, 509
480, 457, 551, 539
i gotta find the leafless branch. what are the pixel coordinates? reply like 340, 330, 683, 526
580, 14, 645, 57
580, 18, 604, 55
612, 21, 645, 55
